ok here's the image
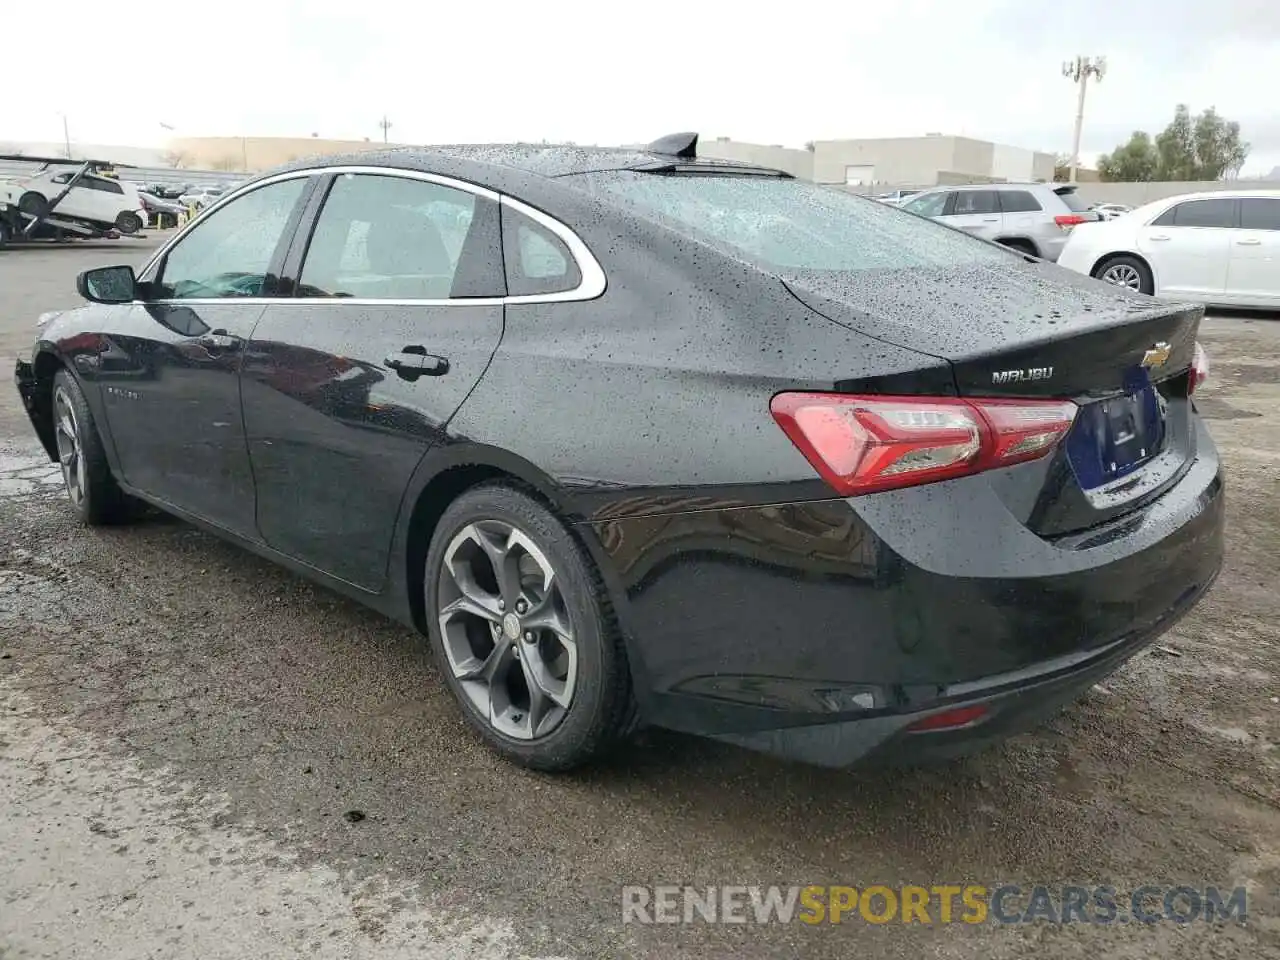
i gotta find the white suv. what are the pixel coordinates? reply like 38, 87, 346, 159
0, 168, 145, 234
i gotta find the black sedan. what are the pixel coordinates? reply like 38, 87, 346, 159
14, 134, 1224, 771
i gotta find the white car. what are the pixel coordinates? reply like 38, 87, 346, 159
1058, 190, 1280, 308
1092, 203, 1133, 221
0, 167, 144, 234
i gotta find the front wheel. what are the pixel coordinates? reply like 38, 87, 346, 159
424, 484, 634, 771
17, 191, 49, 219
1094, 255, 1154, 295
51, 370, 134, 525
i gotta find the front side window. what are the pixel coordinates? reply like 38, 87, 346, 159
501, 206, 581, 296
155, 178, 307, 299
951, 191, 998, 216
1152, 198, 1236, 229
1240, 198, 1280, 231
297, 174, 476, 299
571, 172, 1008, 271
902, 191, 949, 217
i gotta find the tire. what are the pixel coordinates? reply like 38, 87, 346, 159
1093, 254, 1153, 295
50, 369, 133, 525
424, 483, 634, 771
17, 191, 49, 219
115, 210, 143, 235
998, 237, 1037, 257
0, 219, 10, 247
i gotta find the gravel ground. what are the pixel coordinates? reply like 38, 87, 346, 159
0, 236, 1277, 959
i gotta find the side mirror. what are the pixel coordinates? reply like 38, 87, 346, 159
77, 265, 137, 305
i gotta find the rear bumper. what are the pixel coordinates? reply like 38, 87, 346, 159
588, 421, 1225, 766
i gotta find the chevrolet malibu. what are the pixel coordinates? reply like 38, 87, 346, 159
14, 134, 1224, 771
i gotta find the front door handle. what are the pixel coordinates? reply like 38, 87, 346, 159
385, 347, 449, 380
1235, 238, 1263, 246
1148, 234, 1171, 241
197, 329, 241, 351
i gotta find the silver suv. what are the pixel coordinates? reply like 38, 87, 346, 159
899, 183, 1100, 261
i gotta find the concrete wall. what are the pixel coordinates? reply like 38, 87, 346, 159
698, 138, 813, 179
168, 136, 400, 173
1071, 179, 1280, 207
811, 137, 958, 185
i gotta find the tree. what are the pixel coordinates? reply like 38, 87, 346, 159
804, 141, 816, 152
210, 155, 240, 171
1052, 153, 1072, 182
160, 150, 187, 169
1097, 132, 1158, 182
1098, 105, 1249, 182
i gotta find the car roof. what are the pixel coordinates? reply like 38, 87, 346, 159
1151, 189, 1280, 202
253, 136, 788, 193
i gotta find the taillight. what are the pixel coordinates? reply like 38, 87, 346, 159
1054, 214, 1087, 229
1190, 341, 1209, 394
770, 393, 1078, 496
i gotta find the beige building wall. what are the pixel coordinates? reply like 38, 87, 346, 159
811, 137, 958, 185
697, 138, 814, 179
168, 136, 403, 173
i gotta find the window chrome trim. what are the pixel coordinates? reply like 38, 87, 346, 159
138, 164, 606, 307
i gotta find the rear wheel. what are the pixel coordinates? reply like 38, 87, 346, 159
17, 191, 49, 219
115, 211, 143, 234
424, 483, 634, 770
998, 237, 1038, 256
1094, 254, 1153, 295
51, 370, 133, 525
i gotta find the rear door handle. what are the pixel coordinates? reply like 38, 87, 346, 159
1235, 238, 1263, 245
982, 217, 999, 223
1148, 234, 1171, 241
197, 329, 241, 351
385, 347, 449, 380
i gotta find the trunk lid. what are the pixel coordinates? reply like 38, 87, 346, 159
781, 260, 1205, 537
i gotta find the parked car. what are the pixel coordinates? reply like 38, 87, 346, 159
873, 189, 921, 206
1092, 202, 1134, 221
139, 191, 185, 228
0, 166, 144, 234
178, 184, 230, 209
14, 139, 1223, 772
900, 182, 1100, 260
1059, 190, 1280, 307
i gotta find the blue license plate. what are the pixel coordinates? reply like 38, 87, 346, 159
1065, 382, 1166, 491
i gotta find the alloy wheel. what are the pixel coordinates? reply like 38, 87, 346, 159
436, 520, 578, 740
53, 386, 85, 507
1100, 263, 1142, 290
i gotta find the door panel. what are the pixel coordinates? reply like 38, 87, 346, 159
939, 190, 1003, 241
1140, 198, 1235, 299
241, 171, 506, 590
101, 176, 313, 537
1226, 198, 1280, 304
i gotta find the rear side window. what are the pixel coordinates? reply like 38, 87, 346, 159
501, 205, 581, 297
999, 191, 1042, 213
298, 173, 477, 300
1053, 187, 1091, 213
1152, 198, 1237, 228
570, 172, 1008, 271
1240, 198, 1280, 230
951, 191, 998, 215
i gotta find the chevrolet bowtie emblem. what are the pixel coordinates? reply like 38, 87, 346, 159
1141, 341, 1172, 369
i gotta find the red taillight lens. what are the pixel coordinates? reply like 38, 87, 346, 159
905, 704, 989, 733
1054, 214, 1087, 229
1190, 341, 1209, 394
770, 393, 1077, 496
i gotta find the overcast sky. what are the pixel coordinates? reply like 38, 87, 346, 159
6, 0, 1278, 173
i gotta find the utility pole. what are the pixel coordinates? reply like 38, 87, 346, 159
378, 115, 393, 144
59, 113, 71, 159
1062, 56, 1107, 183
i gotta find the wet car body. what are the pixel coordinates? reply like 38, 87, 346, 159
15, 138, 1224, 767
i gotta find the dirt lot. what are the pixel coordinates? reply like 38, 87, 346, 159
0, 237, 1277, 959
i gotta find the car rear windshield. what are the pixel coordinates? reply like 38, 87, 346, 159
1053, 187, 1091, 212
570, 171, 1008, 271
